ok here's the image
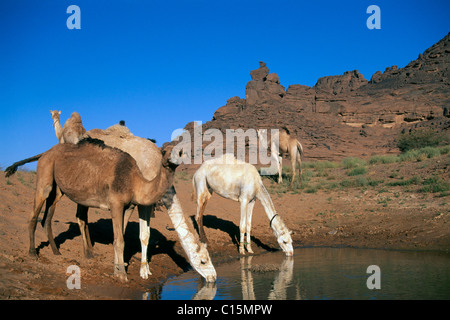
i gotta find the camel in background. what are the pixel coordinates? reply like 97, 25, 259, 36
258, 127, 304, 189
50, 110, 86, 144
192, 154, 293, 256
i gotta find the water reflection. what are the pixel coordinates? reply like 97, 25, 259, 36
145, 248, 450, 300
240, 256, 295, 300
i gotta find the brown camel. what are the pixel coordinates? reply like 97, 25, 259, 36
29, 137, 181, 282
258, 127, 304, 189
6, 124, 217, 282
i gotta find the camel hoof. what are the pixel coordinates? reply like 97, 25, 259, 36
84, 251, 95, 259
114, 264, 128, 282
140, 264, 152, 279
29, 250, 38, 260
199, 234, 209, 244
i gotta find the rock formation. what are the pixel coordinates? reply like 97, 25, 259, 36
181, 33, 450, 161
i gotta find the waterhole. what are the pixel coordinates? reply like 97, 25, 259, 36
144, 247, 449, 300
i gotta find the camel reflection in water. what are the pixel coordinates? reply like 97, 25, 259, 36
143, 255, 296, 300
241, 256, 295, 300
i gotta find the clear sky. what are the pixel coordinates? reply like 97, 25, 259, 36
1, 0, 449, 170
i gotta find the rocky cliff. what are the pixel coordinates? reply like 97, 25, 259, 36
183, 33, 450, 161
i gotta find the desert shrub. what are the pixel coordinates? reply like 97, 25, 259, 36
420, 176, 450, 193
342, 157, 367, 169
399, 146, 446, 162
397, 129, 447, 152
369, 155, 399, 164
387, 176, 421, 187
347, 166, 367, 176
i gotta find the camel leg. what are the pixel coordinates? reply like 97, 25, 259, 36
296, 149, 303, 187
29, 182, 53, 258
245, 199, 256, 254
138, 204, 152, 279
123, 204, 135, 233
111, 202, 127, 282
76, 204, 94, 259
43, 186, 64, 255
239, 199, 249, 255
271, 141, 283, 184
196, 191, 211, 243
289, 150, 297, 190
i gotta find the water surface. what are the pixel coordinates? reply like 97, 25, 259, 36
148, 247, 450, 300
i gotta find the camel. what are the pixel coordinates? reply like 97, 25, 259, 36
50, 110, 64, 143
61, 111, 86, 144
192, 154, 293, 256
50, 110, 86, 144
257, 127, 304, 189
84, 125, 216, 281
29, 137, 186, 281
18, 123, 216, 282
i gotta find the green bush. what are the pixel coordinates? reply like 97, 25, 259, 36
342, 157, 367, 169
369, 155, 399, 164
397, 129, 447, 152
420, 176, 450, 193
348, 166, 367, 176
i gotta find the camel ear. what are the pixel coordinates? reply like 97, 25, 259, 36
58, 111, 62, 115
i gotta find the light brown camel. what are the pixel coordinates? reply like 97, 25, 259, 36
62, 111, 86, 144
50, 110, 64, 143
257, 127, 304, 189
29, 137, 185, 282
193, 154, 293, 256
50, 110, 86, 144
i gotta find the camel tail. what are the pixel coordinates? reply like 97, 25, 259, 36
191, 176, 197, 202
4, 153, 43, 178
296, 140, 304, 157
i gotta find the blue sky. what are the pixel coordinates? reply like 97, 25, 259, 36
1, 0, 449, 170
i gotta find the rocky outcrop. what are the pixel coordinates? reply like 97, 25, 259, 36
245, 62, 286, 108
314, 70, 368, 95
181, 33, 450, 161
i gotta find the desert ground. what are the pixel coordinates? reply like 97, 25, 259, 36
0, 150, 449, 299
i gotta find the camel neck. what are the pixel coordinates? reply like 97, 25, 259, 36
135, 166, 175, 206
256, 183, 278, 226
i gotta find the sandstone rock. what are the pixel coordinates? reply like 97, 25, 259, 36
250, 61, 269, 81
180, 33, 449, 162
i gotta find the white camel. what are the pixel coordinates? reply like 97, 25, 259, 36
193, 154, 293, 256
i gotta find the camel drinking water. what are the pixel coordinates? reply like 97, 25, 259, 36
192, 154, 293, 256
29, 137, 216, 282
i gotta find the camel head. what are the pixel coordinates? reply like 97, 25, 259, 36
189, 242, 217, 283
272, 216, 294, 256
50, 110, 61, 121
277, 230, 294, 257
161, 144, 186, 169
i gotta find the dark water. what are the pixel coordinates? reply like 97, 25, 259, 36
146, 247, 450, 300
